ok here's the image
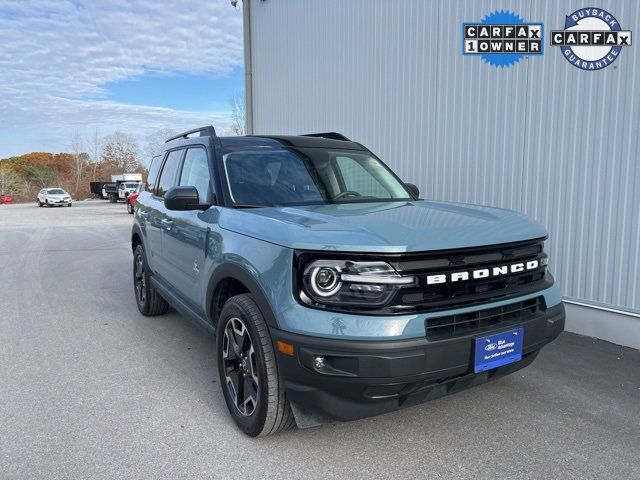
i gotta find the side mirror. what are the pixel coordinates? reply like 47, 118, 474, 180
164, 186, 202, 211
405, 183, 420, 199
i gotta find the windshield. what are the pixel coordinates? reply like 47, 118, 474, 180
222, 147, 411, 207
47, 189, 65, 195
124, 183, 138, 188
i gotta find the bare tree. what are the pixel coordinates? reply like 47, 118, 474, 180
86, 128, 102, 182
144, 128, 177, 165
227, 91, 245, 136
101, 131, 141, 171
70, 131, 88, 194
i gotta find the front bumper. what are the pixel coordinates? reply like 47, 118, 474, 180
273, 303, 565, 425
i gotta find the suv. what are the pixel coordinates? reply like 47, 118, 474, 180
37, 188, 72, 207
131, 126, 565, 437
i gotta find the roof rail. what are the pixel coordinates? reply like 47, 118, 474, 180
166, 126, 217, 143
302, 132, 351, 141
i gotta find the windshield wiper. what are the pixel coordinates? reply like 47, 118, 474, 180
232, 204, 266, 209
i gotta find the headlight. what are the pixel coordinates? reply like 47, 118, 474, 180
300, 259, 416, 308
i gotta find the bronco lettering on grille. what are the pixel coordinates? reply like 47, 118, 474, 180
426, 260, 540, 285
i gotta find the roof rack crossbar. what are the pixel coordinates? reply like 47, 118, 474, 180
302, 132, 351, 141
166, 126, 217, 143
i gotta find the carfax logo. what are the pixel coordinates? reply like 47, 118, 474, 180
551, 8, 632, 70
463, 10, 543, 67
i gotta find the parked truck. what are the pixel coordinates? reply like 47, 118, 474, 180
90, 173, 142, 203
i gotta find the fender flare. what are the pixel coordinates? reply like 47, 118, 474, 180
131, 223, 144, 250
206, 262, 279, 329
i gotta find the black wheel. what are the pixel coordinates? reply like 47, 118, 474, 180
45, 199, 50, 207
68, 203, 72, 207
216, 294, 294, 437
127, 202, 134, 214
133, 245, 169, 316
37, 200, 42, 207
109, 194, 116, 203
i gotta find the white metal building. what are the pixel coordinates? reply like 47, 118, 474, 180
241, 0, 640, 348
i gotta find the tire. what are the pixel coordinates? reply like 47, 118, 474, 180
216, 294, 294, 437
109, 194, 116, 203
68, 203, 72, 207
45, 200, 50, 207
37, 200, 42, 207
127, 202, 134, 214
133, 245, 170, 316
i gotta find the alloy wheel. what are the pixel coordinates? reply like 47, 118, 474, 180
222, 317, 259, 416
134, 253, 146, 305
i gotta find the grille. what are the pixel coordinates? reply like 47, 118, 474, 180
388, 238, 551, 313
426, 297, 546, 340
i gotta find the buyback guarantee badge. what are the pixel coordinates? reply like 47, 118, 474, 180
463, 11, 543, 67
551, 8, 632, 70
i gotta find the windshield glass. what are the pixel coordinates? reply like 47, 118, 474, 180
222, 147, 411, 207
47, 189, 65, 195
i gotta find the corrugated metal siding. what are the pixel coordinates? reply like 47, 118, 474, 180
249, 0, 640, 312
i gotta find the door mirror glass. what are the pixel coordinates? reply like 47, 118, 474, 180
164, 186, 201, 211
405, 183, 419, 199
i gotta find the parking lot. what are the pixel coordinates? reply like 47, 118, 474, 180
0, 201, 639, 479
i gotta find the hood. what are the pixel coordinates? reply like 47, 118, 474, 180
219, 200, 547, 253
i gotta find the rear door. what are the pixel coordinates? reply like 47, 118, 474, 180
161, 146, 215, 308
144, 149, 184, 274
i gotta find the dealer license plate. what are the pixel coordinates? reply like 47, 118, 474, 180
474, 328, 523, 373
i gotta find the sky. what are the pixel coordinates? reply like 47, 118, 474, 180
0, 0, 244, 158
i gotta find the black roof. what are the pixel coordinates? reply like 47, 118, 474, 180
219, 135, 365, 151
162, 126, 366, 151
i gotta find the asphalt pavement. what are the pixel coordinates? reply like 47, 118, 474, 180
1, 201, 639, 479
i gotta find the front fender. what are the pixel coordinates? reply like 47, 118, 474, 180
205, 261, 283, 329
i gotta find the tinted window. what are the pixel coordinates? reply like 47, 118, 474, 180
179, 148, 211, 203
222, 148, 409, 206
335, 156, 390, 198
156, 150, 183, 197
147, 155, 162, 191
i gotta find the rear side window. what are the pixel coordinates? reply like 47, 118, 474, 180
155, 150, 183, 197
179, 148, 211, 203
147, 155, 162, 191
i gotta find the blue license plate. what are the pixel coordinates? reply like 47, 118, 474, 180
474, 328, 523, 373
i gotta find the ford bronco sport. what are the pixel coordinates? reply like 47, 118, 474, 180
131, 126, 565, 436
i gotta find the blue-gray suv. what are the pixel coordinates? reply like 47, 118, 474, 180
131, 126, 565, 436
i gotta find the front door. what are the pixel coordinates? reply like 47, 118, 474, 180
161, 147, 215, 308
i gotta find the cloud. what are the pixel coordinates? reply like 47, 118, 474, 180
0, 0, 244, 157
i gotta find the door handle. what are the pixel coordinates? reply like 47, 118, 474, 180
161, 219, 174, 230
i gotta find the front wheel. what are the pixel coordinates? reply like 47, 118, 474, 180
37, 199, 42, 207
133, 245, 169, 316
216, 294, 294, 437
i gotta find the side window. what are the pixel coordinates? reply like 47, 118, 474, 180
147, 155, 162, 191
155, 149, 183, 197
179, 148, 211, 203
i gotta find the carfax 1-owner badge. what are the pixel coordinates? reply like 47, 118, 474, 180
551, 8, 632, 70
462, 11, 543, 67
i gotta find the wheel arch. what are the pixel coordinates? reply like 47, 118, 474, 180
131, 223, 144, 252
206, 263, 279, 330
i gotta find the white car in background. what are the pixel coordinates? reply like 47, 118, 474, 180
37, 188, 73, 207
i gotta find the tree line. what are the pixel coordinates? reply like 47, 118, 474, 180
0, 129, 174, 202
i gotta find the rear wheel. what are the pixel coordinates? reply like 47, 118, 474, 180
133, 245, 169, 316
216, 294, 294, 437
109, 194, 117, 203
